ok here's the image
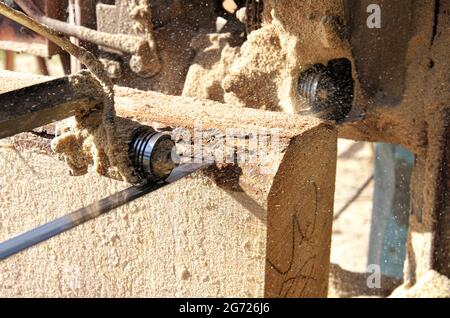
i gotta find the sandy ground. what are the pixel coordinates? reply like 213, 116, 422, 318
333, 140, 374, 273
1, 52, 376, 285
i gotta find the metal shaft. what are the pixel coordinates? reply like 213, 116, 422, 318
0, 73, 102, 139
13, 0, 147, 55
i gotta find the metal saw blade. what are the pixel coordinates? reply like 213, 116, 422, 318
0, 162, 212, 261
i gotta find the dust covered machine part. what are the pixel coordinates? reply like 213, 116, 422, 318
297, 58, 354, 122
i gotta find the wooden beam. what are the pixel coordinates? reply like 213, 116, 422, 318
0, 70, 337, 297
404, 4, 450, 286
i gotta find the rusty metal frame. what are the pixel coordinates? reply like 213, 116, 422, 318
0, 0, 67, 56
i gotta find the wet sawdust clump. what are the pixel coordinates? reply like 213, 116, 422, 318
183, 32, 241, 102
51, 72, 140, 183
51, 112, 141, 183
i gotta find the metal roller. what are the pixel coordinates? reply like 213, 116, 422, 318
129, 129, 177, 183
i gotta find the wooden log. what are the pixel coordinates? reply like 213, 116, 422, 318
0, 70, 337, 297
114, 87, 338, 297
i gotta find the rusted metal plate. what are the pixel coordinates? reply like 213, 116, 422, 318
0, 0, 67, 56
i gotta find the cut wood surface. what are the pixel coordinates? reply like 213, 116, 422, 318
0, 70, 327, 138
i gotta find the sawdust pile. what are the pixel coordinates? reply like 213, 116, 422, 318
51, 114, 141, 183
389, 270, 450, 298
51, 71, 139, 183
180, 0, 354, 114
221, 0, 352, 114
328, 265, 450, 298
222, 25, 285, 110
182, 32, 241, 102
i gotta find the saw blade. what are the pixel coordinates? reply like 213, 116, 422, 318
0, 162, 212, 261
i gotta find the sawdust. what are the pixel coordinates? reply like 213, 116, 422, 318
389, 270, 450, 298
182, 32, 241, 102
222, 25, 284, 110
222, 0, 352, 114
51, 123, 92, 176
52, 66, 138, 183
52, 115, 141, 183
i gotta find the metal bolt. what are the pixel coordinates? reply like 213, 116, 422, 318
297, 58, 354, 121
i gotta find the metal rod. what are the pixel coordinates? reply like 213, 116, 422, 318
0, 74, 102, 139
13, 0, 147, 55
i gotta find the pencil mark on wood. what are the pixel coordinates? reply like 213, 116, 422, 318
279, 256, 317, 297
266, 181, 320, 296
